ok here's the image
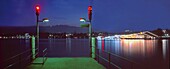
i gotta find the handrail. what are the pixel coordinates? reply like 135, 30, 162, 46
3, 48, 39, 63
43, 48, 47, 53
2, 49, 32, 63
3, 50, 32, 69
101, 49, 137, 64
95, 48, 137, 69
3, 48, 39, 69
42, 48, 48, 64
96, 54, 121, 69
32, 48, 47, 64
4, 53, 33, 69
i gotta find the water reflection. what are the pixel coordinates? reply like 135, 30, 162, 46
66, 38, 71, 55
120, 39, 157, 58
39, 39, 90, 57
162, 39, 169, 60
97, 39, 169, 69
98, 39, 159, 58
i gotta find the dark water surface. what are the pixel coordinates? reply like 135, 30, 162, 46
0, 39, 169, 69
39, 38, 90, 57
97, 39, 169, 69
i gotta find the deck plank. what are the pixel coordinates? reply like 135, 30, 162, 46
26, 57, 106, 69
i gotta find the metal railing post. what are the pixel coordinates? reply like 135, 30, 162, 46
97, 48, 100, 63
108, 52, 111, 69
43, 50, 44, 64
19, 54, 21, 69
42, 48, 47, 65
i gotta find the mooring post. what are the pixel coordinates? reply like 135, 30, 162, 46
31, 36, 35, 59
92, 37, 96, 59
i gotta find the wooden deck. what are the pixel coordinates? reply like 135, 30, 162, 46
25, 57, 106, 69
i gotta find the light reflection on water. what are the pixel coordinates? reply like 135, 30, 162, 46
98, 39, 165, 58
97, 39, 169, 69
162, 39, 169, 60
39, 39, 90, 57
121, 39, 156, 58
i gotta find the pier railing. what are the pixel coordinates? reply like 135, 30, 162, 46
1, 48, 35, 69
32, 48, 48, 64
42, 48, 48, 64
96, 49, 137, 69
92, 40, 137, 69
1, 47, 47, 69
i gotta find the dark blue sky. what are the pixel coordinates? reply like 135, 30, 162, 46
1, 0, 170, 32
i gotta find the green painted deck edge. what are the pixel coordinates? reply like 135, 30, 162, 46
26, 57, 106, 69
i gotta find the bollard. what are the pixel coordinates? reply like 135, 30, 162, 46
31, 36, 36, 59
91, 37, 96, 59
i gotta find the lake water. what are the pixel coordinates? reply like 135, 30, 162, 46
39, 38, 90, 57
97, 39, 169, 69
0, 39, 169, 69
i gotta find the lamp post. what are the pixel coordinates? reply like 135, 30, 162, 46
88, 6, 93, 58
80, 6, 93, 58
35, 5, 40, 56
35, 5, 49, 57
80, 18, 92, 57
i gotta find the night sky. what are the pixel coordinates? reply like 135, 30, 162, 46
1, 0, 170, 32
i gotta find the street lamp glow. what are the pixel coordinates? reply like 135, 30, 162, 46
43, 19, 49, 22
42, 18, 49, 22
80, 18, 86, 22
38, 18, 49, 22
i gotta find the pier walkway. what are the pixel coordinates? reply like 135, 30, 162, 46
25, 57, 106, 69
